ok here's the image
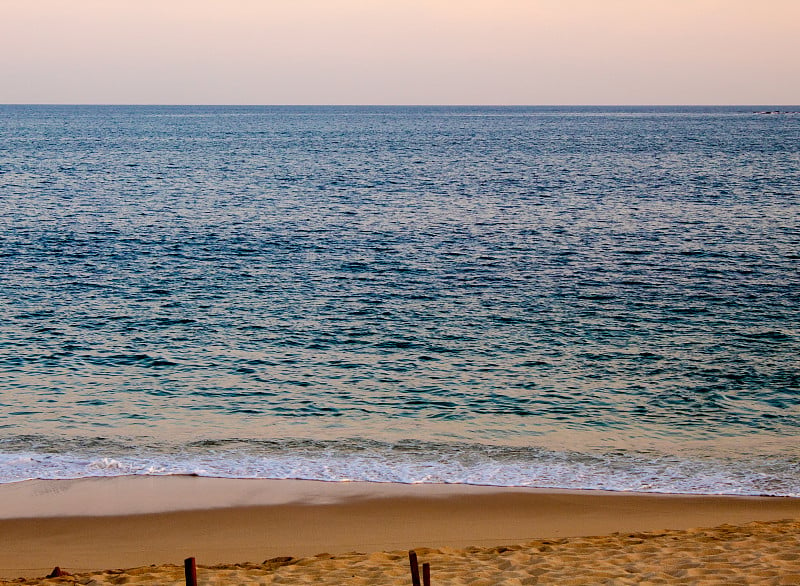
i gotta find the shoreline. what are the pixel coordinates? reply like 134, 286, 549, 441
2, 477, 799, 580
1, 474, 796, 519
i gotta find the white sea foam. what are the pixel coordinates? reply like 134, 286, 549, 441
1, 448, 797, 497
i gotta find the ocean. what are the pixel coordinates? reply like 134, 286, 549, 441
0, 105, 798, 496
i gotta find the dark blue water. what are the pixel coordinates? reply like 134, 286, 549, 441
1, 106, 798, 494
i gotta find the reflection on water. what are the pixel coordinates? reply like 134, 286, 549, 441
0, 106, 798, 493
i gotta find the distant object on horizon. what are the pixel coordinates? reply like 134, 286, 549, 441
756, 110, 800, 114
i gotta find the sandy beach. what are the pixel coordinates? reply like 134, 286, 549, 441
1, 477, 799, 584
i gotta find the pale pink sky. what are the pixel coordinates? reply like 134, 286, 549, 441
1, 0, 798, 104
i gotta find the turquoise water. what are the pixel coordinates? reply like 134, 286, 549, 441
1, 106, 798, 494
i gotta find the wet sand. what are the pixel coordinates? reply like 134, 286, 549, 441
1, 477, 798, 583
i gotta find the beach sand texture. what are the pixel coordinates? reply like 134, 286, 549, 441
2, 519, 799, 585
1, 478, 799, 584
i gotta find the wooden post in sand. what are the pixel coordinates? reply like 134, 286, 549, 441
423, 562, 431, 586
409, 550, 421, 586
184, 557, 197, 586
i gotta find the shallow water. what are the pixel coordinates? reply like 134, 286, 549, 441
1, 106, 798, 494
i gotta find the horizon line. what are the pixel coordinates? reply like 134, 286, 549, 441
3, 103, 799, 108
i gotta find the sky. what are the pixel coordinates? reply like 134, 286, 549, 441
1, 0, 798, 105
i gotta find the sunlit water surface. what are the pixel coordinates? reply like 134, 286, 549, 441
0, 106, 798, 495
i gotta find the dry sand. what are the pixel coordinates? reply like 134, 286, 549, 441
1, 477, 798, 584
4, 519, 799, 585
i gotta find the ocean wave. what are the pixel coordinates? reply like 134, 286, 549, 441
1, 439, 797, 497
